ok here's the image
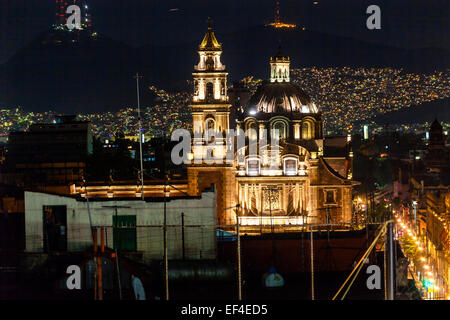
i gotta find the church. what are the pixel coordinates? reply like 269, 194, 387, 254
28, 23, 357, 236
186, 24, 356, 231
16, 23, 359, 262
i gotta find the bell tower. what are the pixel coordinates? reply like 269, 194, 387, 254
191, 19, 230, 152
188, 19, 236, 226
270, 46, 290, 83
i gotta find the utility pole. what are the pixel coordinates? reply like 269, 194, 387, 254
326, 206, 330, 242
101, 205, 130, 300
384, 216, 395, 300
93, 228, 104, 300
260, 192, 263, 234
224, 203, 242, 300
114, 207, 122, 300
310, 225, 315, 300
93, 228, 98, 299
268, 187, 276, 267
134, 73, 145, 200
164, 180, 169, 300
83, 180, 98, 300
384, 227, 388, 300
388, 219, 395, 300
99, 228, 104, 300
181, 212, 185, 261
236, 204, 242, 300
163, 139, 169, 301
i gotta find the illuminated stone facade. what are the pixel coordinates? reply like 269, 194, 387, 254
187, 25, 355, 230
188, 24, 236, 226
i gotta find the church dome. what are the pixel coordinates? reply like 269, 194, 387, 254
246, 81, 319, 115
242, 47, 320, 118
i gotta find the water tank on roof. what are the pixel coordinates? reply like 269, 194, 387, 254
262, 267, 284, 288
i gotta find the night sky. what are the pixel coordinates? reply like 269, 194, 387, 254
0, 0, 449, 64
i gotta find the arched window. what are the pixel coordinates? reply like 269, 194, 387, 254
206, 82, 214, 102
246, 158, 260, 176
247, 122, 258, 141
302, 121, 315, 139
272, 120, 287, 140
205, 118, 215, 142
206, 56, 214, 70
194, 81, 199, 96
284, 158, 298, 176
302, 122, 310, 139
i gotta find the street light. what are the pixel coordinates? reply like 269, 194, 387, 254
223, 204, 242, 300
412, 201, 418, 228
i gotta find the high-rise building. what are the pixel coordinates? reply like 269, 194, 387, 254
55, 0, 92, 29
2, 115, 93, 186
425, 118, 448, 170
363, 124, 369, 140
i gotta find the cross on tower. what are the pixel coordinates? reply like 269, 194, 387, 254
207, 17, 213, 30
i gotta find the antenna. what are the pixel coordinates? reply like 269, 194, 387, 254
275, 1, 280, 23
55, 0, 67, 26
134, 73, 145, 200
267, 0, 296, 29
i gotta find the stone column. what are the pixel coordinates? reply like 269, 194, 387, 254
187, 167, 199, 196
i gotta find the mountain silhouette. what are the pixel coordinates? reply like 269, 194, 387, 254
0, 25, 448, 113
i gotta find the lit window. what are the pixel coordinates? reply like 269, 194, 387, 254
272, 121, 287, 139
283, 158, 298, 176
246, 158, 260, 176
205, 119, 215, 142
302, 122, 311, 139
294, 124, 300, 139
247, 122, 258, 140
206, 82, 214, 101
324, 189, 337, 205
